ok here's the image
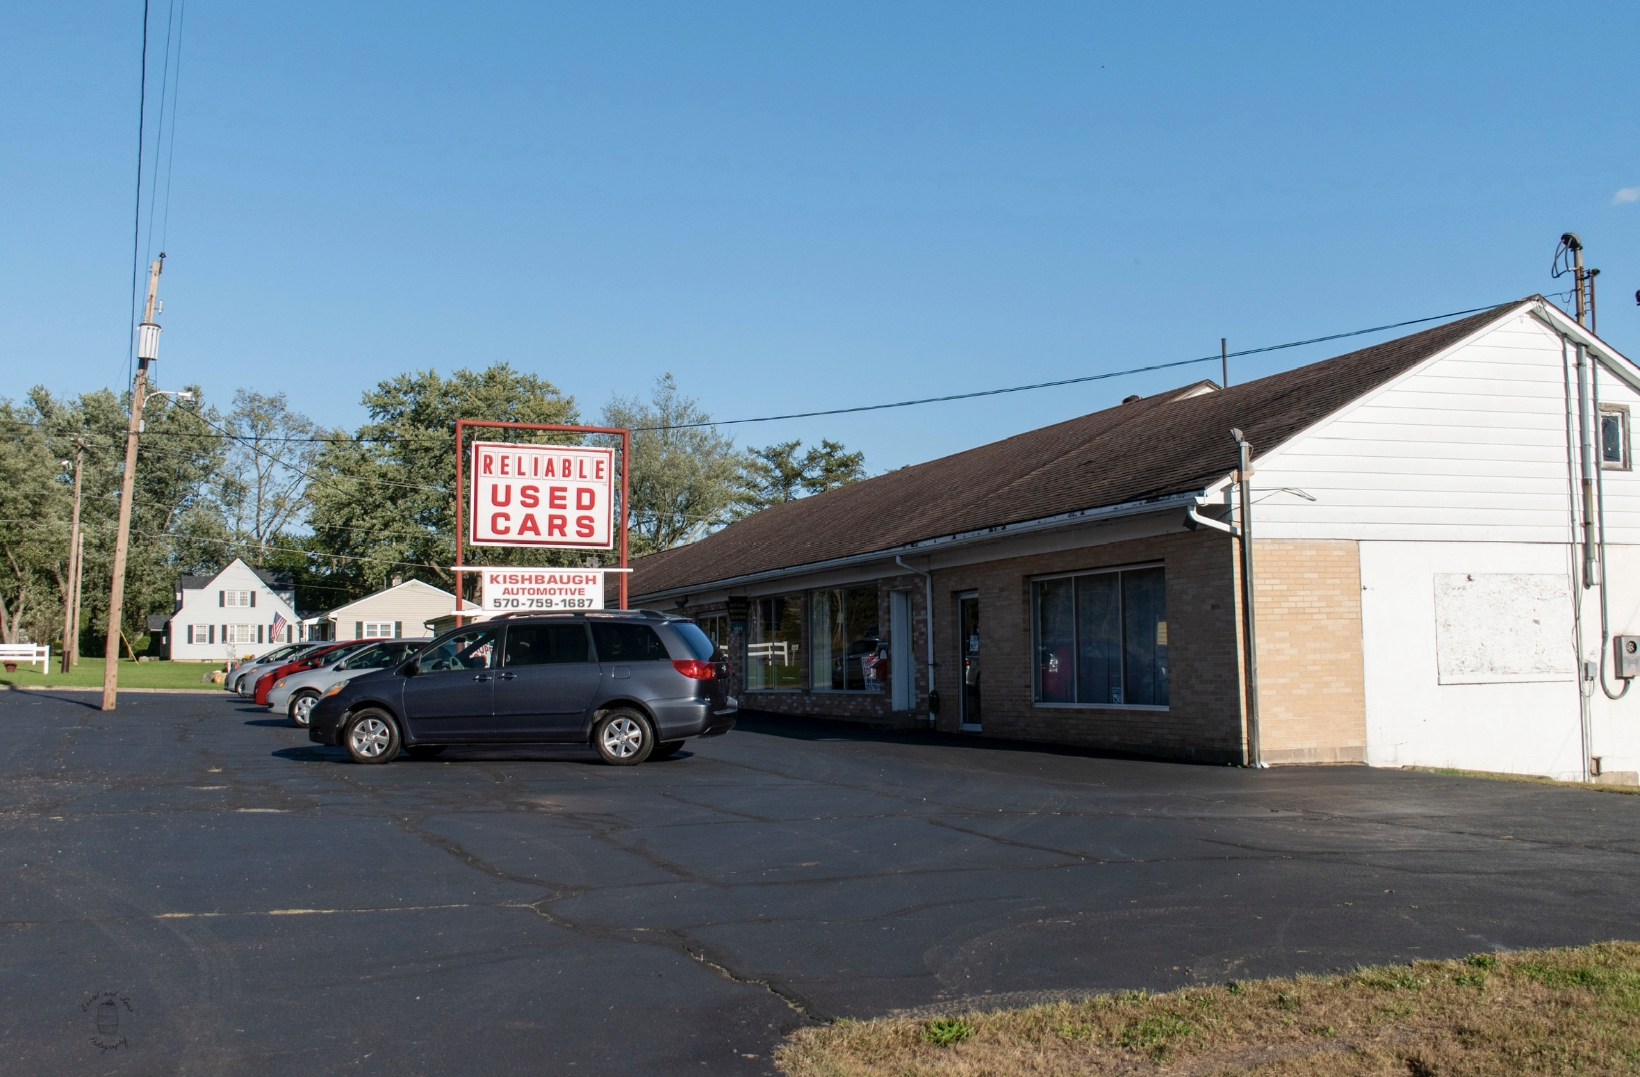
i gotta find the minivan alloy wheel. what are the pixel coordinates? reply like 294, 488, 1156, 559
601, 716, 643, 758
343, 708, 401, 764
289, 692, 318, 727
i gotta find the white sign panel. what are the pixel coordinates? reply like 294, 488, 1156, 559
481, 569, 607, 612
469, 441, 614, 549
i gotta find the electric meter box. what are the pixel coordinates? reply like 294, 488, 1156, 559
1616, 636, 1640, 680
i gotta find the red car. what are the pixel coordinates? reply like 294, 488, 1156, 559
253, 640, 383, 705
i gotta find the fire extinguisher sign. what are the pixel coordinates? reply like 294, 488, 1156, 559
468, 441, 615, 549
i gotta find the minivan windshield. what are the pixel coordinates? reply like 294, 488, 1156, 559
672, 622, 716, 661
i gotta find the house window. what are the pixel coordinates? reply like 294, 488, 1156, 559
1600, 405, 1630, 470
223, 590, 253, 607
223, 624, 257, 645
809, 586, 880, 691
747, 594, 803, 689
1033, 565, 1168, 707
363, 621, 394, 638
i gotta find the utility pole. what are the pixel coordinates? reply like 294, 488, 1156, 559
102, 255, 164, 710
1221, 338, 1229, 389
1232, 427, 1262, 767
60, 442, 85, 673
72, 530, 85, 668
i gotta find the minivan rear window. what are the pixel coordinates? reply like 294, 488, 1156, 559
590, 622, 670, 662
672, 622, 717, 661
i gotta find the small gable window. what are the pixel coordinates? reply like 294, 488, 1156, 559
1600, 405, 1630, 471
221, 590, 254, 608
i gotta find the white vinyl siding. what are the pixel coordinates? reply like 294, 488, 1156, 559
1247, 312, 1640, 545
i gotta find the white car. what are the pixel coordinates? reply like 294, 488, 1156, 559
269, 639, 428, 727
226, 643, 320, 694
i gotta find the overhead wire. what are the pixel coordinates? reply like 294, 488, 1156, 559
124, 0, 154, 388
158, 0, 186, 252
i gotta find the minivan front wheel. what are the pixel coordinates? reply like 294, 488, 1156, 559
593, 709, 654, 766
344, 709, 401, 764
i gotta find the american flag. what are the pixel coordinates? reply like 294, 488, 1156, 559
270, 612, 287, 638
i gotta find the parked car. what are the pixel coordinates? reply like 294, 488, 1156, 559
226, 643, 319, 694
269, 639, 428, 728
250, 639, 381, 706
308, 610, 737, 765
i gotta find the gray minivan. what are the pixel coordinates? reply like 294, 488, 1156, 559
306, 610, 736, 765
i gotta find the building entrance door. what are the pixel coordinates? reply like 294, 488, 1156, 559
958, 592, 980, 730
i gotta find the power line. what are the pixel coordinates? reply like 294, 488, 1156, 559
158, 0, 186, 252
124, 0, 153, 388
632, 300, 1518, 431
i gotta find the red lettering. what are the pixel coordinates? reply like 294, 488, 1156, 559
518, 513, 541, 537
543, 457, 556, 477
548, 486, 568, 510
490, 512, 511, 535
577, 459, 587, 478
575, 488, 596, 510
490, 484, 511, 507
548, 514, 568, 537
519, 485, 539, 508
575, 515, 595, 538
481, 453, 494, 475
595, 460, 605, 480
500, 455, 511, 475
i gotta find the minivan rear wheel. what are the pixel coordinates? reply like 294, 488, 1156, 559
593, 709, 654, 766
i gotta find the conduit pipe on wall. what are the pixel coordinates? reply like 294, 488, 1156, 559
1231, 429, 1265, 769
1591, 359, 1632, 701
895, 555, 937, 726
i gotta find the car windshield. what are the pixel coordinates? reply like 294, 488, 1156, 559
672, 622, 716, 661
337, 643, 397, 670
257, 644, 304, 664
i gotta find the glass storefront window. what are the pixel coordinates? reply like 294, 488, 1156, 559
748, 595, 803, 689
1033, 565, 1168, 706
810, 586, 881, 691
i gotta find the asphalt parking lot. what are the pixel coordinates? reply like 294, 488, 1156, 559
6, 689, 1640, 1076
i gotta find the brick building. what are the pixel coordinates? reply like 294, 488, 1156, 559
630, 298, 1640, 777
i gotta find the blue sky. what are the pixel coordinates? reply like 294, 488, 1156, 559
4, 2, 1638, 471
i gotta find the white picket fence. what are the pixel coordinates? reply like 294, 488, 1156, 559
0, 643, 51, 674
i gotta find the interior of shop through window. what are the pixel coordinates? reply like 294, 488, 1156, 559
810, 586, 881, 691
1034, 566, 1168, 706
748, 595, 803, 689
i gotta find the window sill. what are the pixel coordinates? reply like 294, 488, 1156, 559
1032, 702, 1170, 712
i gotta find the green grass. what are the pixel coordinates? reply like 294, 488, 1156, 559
776, 942, 1640, 1076
0, 655, 225, 691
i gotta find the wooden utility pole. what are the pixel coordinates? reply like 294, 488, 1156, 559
60, 442, 85, 673
72, 530, 85, 667
102, 255, 163, 710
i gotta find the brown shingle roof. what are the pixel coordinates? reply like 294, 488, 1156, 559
631, 301, 1527, 598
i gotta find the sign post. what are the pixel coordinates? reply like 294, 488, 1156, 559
453, 420, 631, 623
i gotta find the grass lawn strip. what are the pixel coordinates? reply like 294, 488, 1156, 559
0, 656, 224, 691
775, 941, 1640, 1076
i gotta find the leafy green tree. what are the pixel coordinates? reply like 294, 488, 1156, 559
306, 363, 580, 601
732, 437, 867, 518
0, 402, 71, 643
600, 375, 744, 555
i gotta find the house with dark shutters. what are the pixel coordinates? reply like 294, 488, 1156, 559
630, 297, 1640, 780
160, 558, 300, 661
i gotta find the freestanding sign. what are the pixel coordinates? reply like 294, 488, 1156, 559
468, 441, 614, 549
481, 568, 607, 612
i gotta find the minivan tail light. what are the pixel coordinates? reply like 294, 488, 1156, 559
672, 659, 717, 679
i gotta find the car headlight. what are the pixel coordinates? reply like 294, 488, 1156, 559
323, 682, 346, 698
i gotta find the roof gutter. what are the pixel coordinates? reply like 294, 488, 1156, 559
633, 490, 1206, 602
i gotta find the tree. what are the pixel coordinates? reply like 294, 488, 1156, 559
0, 402, 70, 643
216, 390, 320, 566
732, 438, 867, 518
600, 375, 745, 556
306, 363, 580, 600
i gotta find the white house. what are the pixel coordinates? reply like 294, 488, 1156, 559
165, 559, 300, 662
307, 578, 470, 641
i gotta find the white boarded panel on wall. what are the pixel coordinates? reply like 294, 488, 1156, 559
1433, 573, 1575, 684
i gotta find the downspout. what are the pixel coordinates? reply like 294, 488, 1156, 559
895, 555, 937, 726
1591, 358, 1632, 701
1232, 429, 1264, 768
1561, 335, 1596, 783
1574, 341, 1601, 589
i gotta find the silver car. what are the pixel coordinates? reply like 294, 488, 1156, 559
226, 643, 320, 695
269, 639, 428, 727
